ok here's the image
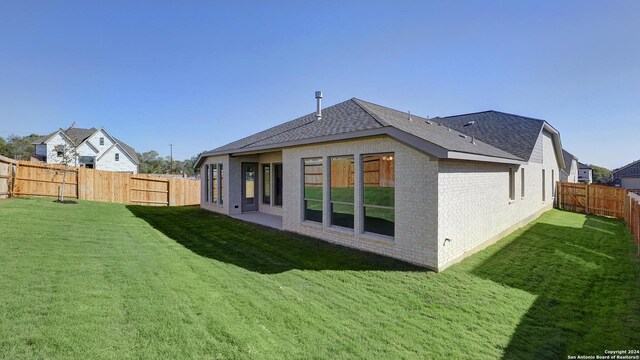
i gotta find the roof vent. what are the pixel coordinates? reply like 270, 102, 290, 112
315, 91, 323, 120
458, 134, 467, 139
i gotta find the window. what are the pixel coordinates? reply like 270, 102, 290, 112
218, 164, 224, 205
211, 164, 218, 204
362, 153, 395, 237
303, 158, 323, 223
99, 137, 104, 146
509, 168, 515, 201
262, 164, 271, 204
542, 169, 546, 201
274, 163, 283, 206
330, 156, 355, 229
551, 169, 555, 198
115, 153, 120, 161
204, 164, 209, 202
521, 168, 525, 198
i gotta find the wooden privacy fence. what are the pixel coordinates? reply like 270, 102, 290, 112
557, 182, 640, 255
624, 192, 640, 256
0, 156, 17, 199
556, 182, 628, 218
8, 161, 200, 206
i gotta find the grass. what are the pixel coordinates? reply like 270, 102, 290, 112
0, 197, 639, 359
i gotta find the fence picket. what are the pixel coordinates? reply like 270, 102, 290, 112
7, 161, 199, 206
557, 182, 639, 256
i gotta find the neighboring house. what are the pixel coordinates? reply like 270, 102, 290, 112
560, 149, 579, 183
612, 159, 640, 189
195, 94, 564, 271
32, 127, 139, 173
578, 162, 593, 184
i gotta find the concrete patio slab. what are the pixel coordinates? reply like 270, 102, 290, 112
231, 212, 283, 230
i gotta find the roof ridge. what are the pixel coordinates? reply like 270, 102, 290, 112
350, 98, 389, 127
437, 110, 496, 119
213, 101, 351, 151
612, 159, 640, 173
439, 109, 546, 123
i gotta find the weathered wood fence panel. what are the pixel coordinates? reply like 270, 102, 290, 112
556, 182, 627, 218
14, 161, 78, 199
8, 161, 199, 206
624, 192, 640, 256
0, 156, 17, 199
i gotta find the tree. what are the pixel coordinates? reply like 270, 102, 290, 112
0, 137, 8, 157
590, 165, 611, 184
0, 134, 43, 160
136, 150, 198, 177
51, 139, 79, 203
137, 150, 168, 174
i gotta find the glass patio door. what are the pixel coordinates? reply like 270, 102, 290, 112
241, 162, 258, 212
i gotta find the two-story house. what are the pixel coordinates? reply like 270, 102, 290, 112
32, 127, 139, 173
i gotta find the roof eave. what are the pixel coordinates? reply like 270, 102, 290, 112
541, 122, 566, 169
446, 151, 525, 165
194, 127, 524, 168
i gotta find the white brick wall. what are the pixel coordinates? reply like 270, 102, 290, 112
45, 133, 70, 165
200, 155, 231, 214
255, 152, 283, 217
282, 136, 439, 268
436, 131, 560, 270
95, 145, 138, 173
560, 159, 578, 183
198, 132, 562, 272
44, 130, 138, 173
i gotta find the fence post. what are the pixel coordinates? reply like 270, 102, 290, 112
167, 178, 174, 206
557, 181, 562, 209
77, 167, 82, 200
585, 184, 589, 214
10, 162, 17, 197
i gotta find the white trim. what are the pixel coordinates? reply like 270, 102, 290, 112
195, 127, 525, 168
447, 151, 525, 165
96, 142, 137, 164
541, 123, 565, 169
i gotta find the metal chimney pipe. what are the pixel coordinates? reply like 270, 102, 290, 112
315, 91, 323, 120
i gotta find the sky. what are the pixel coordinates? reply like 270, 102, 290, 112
0, 1, 638, 168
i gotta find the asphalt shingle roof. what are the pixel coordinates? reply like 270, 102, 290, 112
561, 149, 577, 175
32, 127, 139, 164
207, 98, 521, 161
435, 111, 546, 161
64, 127, 98, 145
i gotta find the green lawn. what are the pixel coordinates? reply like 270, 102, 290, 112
0, 198, 639, 359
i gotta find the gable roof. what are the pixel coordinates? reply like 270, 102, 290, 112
612, 159, 640, 176
196, 98, 524, 167
612, 159, 640, 179
435, 110, 546, 161
64, 127, 98, 144
561, 149, 578, 175
112, 136, 139, 164
32, 127, 139, 165
578, 162, 592, 170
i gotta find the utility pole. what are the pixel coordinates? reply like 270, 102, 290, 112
169, 144, 173, 174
